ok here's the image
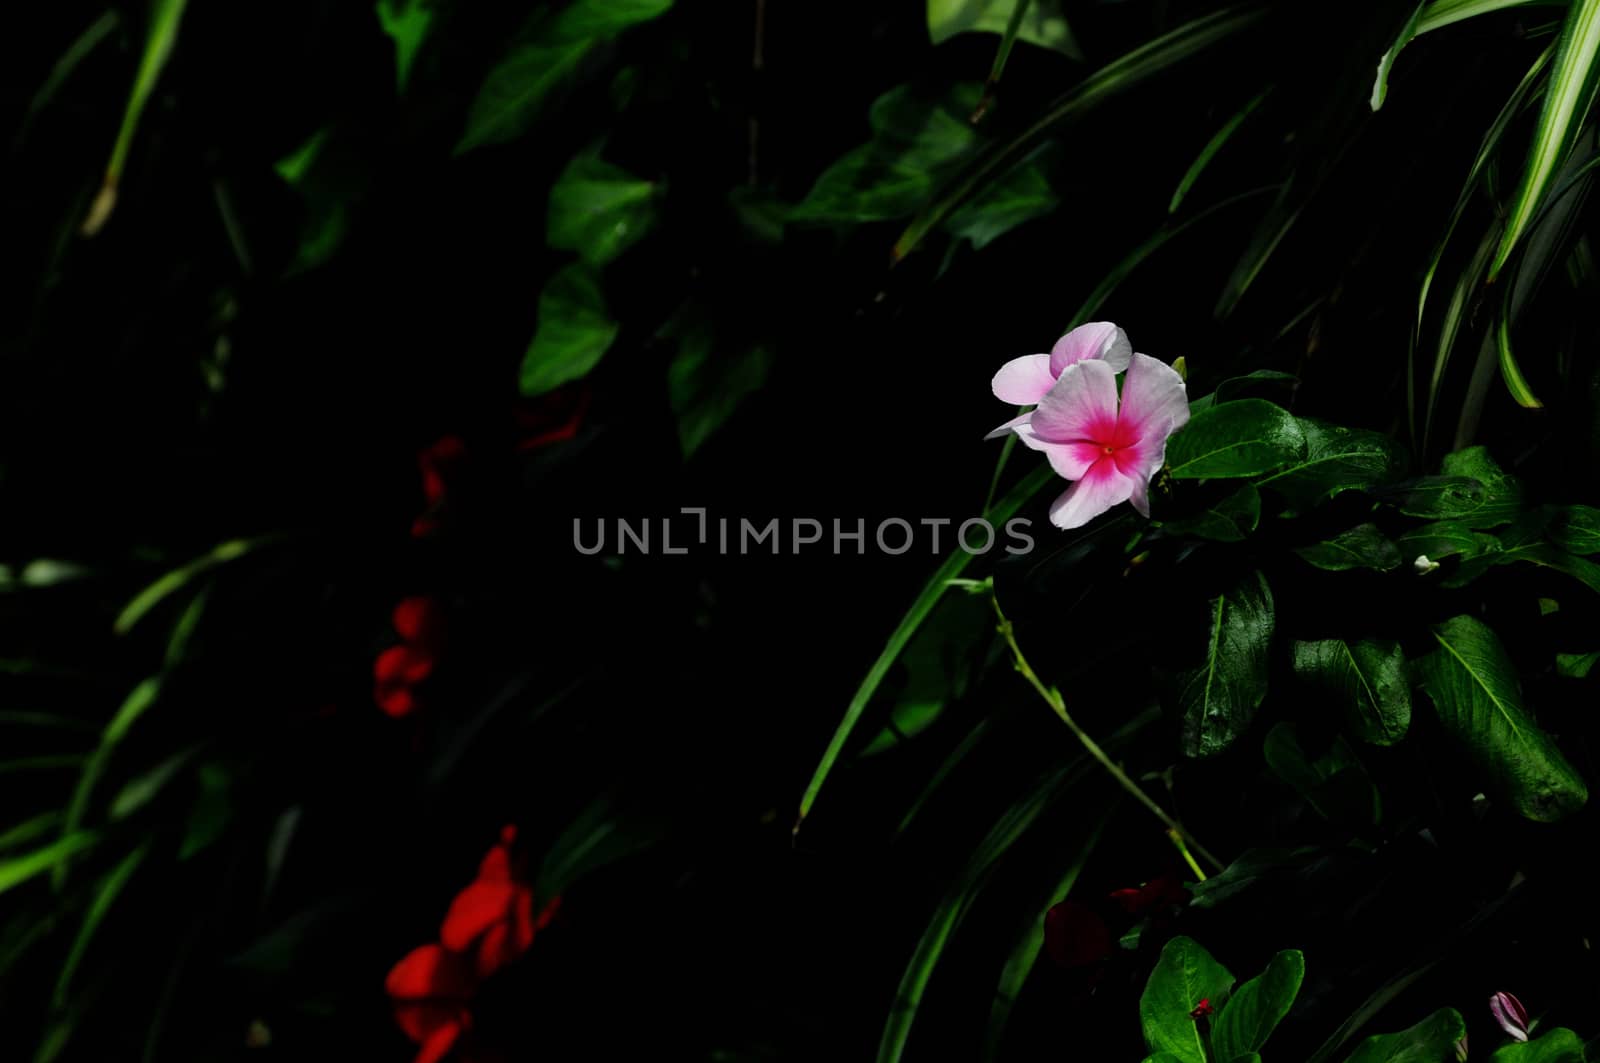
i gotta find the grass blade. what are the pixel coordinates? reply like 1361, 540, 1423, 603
1170, 89, 1271, 213
971, 0, 1034, 123
1423, 223, 1498, 452
114, 535, 274, 636
0, 833, 99, 895
1371, 3, 1427, 111
794, 466, 1053, 833
1490, 0, 1600, 279
13, 10, 121, 151
893, 5, 1267, 261
0, 812, 65, 854
1416, 0, 1564, 37
53, 844, 148, 1007
81, 0, 189, 236
56, 677, 162, 890
1495, 298, 1544, 407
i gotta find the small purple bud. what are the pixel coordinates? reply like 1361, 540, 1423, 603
1489, 991, 1530, 1042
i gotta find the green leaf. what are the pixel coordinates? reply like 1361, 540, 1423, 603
1212, 950, 1305, 1062
53, 843, 147, 1006
1293, 639, 1411, 745
1395, 520, 1499, 565
1167, 400, 1307, 480
109, 744, 201, 820
1342, 1008, 1465, 1063
547, 146, 659, 267
795, 466, 1053, 831
1418, 615, 1588, 821
944, 160, 1058, 249
1556, 650, 1600, 677
926, 0, 1082, 59
1158, 483, 1261, 542
1491, 1028, 1586, 1062
114, 536, 272, 636
1294, 524, 1403, 572
1177, 571, 1275, 759
667, 326, 772, 459
1495, 296, 1545, 409
1256, 420, 1406, 509
80, 0, 189, 236
455, 0, 674, 154
1491, 0, 1600, 279
376, 0, 434, 93
180, 762, 234, 861
792, 84, 984, 224
0, 833, 99, 895
1189, 847, 1324, 910
1170, 88, 1269, 213
1437, 447, 1525, 527
1370, 4, 1427, 111
1416, 0, 1563, 37
1139, 936, 1236, 1063
894, 5, 1265, 259
519, 264, 618, 398
1263, 723, 1382, 829
58, 677, 163, 889
1546, 504, 1600, 554
0, 811, 65, 853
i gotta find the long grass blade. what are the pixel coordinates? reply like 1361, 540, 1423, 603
1170, 89, 1271, 213
794, 466, 1053, 833
0, 833, 99, 895
13, 10, 121, 152
893, 5, 1267, 261
53, 844, 148, 1006
1495, 296, 1544, 407
1490, 0, 1600, 279
0, 812, 66, 854
971, 0, 1035, 123
1371, 3, 1427, 111
81, 0, 190, 236
114, 535, 274, 636
1416, 0, 1564, 37
1423, 224, 1498, 452
56, 677, 162, 890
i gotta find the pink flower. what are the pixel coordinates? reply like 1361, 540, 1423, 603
986, 322, 1133, 439
1011, 353, 1189, 529
1490, 991, 1530, 1042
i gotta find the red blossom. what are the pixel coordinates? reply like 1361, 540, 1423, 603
440, 826, 560, 980
418, 436, 468, 508
1043, 899, 1113, 969
385, 944, 475, 1063
1189, 998, 1215, 1019
1108, 874, 1187, 917
374, 596, 446, 718
514, 385, 589, 452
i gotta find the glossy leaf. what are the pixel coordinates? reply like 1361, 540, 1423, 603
1417, 615, 1587, 821
927, 0, 1082, 59
547, 147, 660, 267
1139, 935, 1235, 1063
1189, 847, 1324, 910
1167, 400, 1307, 480
519, 264, 618, 398
1293, 639, 1411, 745
1490, 1028, 1586, 1062
1263, 723, 1382, 829
1546, 504, 1600, 554
1370, 4, 1426, 111
1491, 0, 1600, 279
1177, 571, 1275, 759
456, 0, 674, 154
1158, 483, 1261, 542
1395, 520, 1499, 565
1342, 1008, 1466, 1063
668, 328, 772, 459
1438, 447, 1525, 527
1212, 950, 1305, 1063
1256, 420, 1406, 509
1295, 524, 1403, 573
944, 161, 1059, 249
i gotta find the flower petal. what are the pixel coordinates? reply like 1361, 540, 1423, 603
1118, 353, 1190, 442
440, 880, 517, 953
1030, 359, 1120, 444
991, 354, 1057, 406
984, 411, 1032, 441
415, 1019, 464, 1063
1049, 322, 1132, 375
386, 944, 475, 1003
1048, 462, 1136, 529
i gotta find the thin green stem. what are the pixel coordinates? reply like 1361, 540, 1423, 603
989, 594, 1224, 873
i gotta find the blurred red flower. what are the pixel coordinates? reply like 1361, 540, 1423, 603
514, 384, 589, 452
1108, 874, 1186, 917
385, 943, 475, 1063
441, 825, 560, 980
1043, 899, 1113, 969
413, 435, 467, 538
374, 596, 446, 718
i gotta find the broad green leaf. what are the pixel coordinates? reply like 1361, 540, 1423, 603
0, 832, 98, 895
1140, 936, 1235, 1063
1342, 1008, 1466, 1063
944, 160, 1058, 249
455, 0, 674, 154
1167, 400, 1306, 480
376, 0, 434, 92
926, 0, 1082, 59
519, 264, 617, 398
1256, 420, 1406, 509
1556, 650, 1600, 677
1491, 0, 1600, 279
1143, 1056, 1189, 1063
1263, 723, 1382, 829
1293, 639, 1411, 745
53, 843, 147, 1005
1294, 524, 1403, 572
1158, 483, 1261, 542
1177, 571, 1275, 759
1491, 1028, 1586, 1062
180, 762, 234, 861
1171, 88, 1269, 213
1447, 541, 1600, 596
1395, 520, 1499, 565
795, 466, 1053, 830
1436, 446, 1525, 527
547, 147, 659, 267
667, 326, 772, 459
792, 84, 984, 224
1546, 504, 1600, 554
894, 6, 1265, 259
1212, 950, 1305, 1062
81, 0, 189, 236
1418, 615, 1587, 821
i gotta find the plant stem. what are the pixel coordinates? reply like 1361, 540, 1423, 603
989, 593, 1224, 874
